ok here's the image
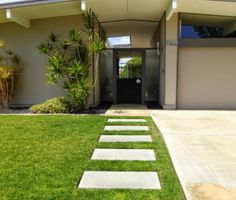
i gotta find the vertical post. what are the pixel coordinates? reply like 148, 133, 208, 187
164, 13, 178, 109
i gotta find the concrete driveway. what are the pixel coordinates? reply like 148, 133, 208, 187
150, 110, 236, 200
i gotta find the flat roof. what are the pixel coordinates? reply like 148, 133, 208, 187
0, 0, 73, 9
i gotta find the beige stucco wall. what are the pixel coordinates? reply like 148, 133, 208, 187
0, 14, 84, 106
178, 47, 236, 109
103, 21, 158, 48
163, 13, 178, 109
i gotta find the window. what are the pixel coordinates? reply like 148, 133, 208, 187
181, 25, 236, 39
118, 57, 142, 79
107, 36, 131, 48
180, 14, 236, 39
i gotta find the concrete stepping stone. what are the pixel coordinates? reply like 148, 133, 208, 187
104, 125, 149, 131
108, 119, 147, 123
99, 135, 152, 142
78, 171, 161, 189
91, 149, 156, 161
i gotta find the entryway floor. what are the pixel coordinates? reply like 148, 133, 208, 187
105, 104, 150, 116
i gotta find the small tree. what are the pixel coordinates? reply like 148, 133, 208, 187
82, 9, 106, 104
37, 9, 105, 111
0, 40, 21, 110
87, 34, 106, 88
37, 30, 91, 111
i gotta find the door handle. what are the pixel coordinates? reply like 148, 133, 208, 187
136, 79, 141, 84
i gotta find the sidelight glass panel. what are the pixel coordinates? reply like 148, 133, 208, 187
145, 50, 160, 102
100, 50, 114, 102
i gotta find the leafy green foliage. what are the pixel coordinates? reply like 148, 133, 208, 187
37, 8, 106, 111
82, 9, 97, 36
87, 34, 106, 55
121, 57, 142, 78
30, 97, 68, 113
69, 29, 81, 42
37, 30, 90, 110
66, 78, 91, 111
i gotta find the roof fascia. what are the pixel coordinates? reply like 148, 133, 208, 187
0, 0, 75, 9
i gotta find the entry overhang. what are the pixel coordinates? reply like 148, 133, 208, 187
0, 0, 72, 9
0, 0, 81, 28
6, 8, 30, 28
166, 0, 178, 21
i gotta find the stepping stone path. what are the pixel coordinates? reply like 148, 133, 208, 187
79, 171, 161, 189
99, 135, 152, 142
91, 149, 156, 161
108, 119, 147, 123
78, 118, 161, 190
104, 125, 149, 131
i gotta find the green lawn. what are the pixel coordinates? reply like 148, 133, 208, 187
0, 115, 185, 200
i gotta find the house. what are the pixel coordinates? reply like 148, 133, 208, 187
0, 0, 236, 110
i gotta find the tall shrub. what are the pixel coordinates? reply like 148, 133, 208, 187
38, 9, 105, 111
0, 40, 21, 110
37, 31, 91, 111
82, 9, 106, 94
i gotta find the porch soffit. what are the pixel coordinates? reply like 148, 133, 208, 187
0, 0, 236, 28
86, 0, 171, 22
0, 1, 81, 27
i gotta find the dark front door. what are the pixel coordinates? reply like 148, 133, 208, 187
116, 51, 143, 104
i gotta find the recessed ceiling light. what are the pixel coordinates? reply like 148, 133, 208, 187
6, 9, 11, 19
172, 0, 177, 9
81, 0, 86, 11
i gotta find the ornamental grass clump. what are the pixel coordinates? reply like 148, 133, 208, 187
0, 41, 21, 110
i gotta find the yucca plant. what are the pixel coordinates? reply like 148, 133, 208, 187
37, 8, 105, 111
87, 34, 106, 88
82, 9, 97, 37
37, 30, 91, 111
82, 9, 106, 104
0, 41, 21, 110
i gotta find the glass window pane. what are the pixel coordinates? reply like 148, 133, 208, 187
119, 57, 142, 79
180, 14, 236, 39
145, 50, 160, 102
107, 36, 131, 48
100, 50, 114, 102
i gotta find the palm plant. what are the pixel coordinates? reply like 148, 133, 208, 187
87, 34, 106, 88
37, 9, 105, 111
82, 9, 97, 36
82, 9, 106, 103
37, 30, 91, 111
